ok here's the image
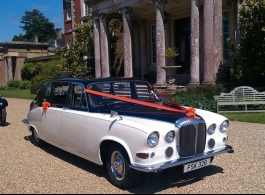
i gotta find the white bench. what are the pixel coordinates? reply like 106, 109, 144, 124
214, 86, 265, 113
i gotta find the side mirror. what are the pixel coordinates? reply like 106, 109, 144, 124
110, 110, 122, 120
198, 101, 203, 109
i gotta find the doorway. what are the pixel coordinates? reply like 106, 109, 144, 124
174, 17, 190, 74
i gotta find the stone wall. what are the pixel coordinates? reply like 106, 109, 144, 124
0, 53, 4, 86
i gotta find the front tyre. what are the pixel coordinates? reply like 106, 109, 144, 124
106, 144, 141, 189
32, 128, 44, 147
0, 108, 7, 126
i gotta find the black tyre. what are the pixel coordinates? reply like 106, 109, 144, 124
32, 128, 44, 147
0, 108, 7, 126
106, 144, 141, 189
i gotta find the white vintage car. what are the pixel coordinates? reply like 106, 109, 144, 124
22, 77, 234, 189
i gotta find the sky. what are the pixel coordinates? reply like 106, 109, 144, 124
0, 0, 64, 43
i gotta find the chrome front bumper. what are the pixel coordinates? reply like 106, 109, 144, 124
129, 145, 234, 173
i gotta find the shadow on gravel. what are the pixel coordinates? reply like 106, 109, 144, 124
24, 135, 224, 193
128, 165, 224, 194
24, 136, 107, 178
0, 122, 11, 127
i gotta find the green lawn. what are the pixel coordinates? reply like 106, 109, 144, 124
222, 112, 265, 124
1, 88, 265, 124
0, 89, 36, 100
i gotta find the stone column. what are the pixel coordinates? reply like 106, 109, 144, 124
202, 0, 214, 84
99, 13, 110, 78
190, 0, 200, 85
120, 7, 133, 77
152, 0, 167, 87
93, 15, 101, 78
236, 0, 243, 46
214, 0, 223, 78
15, 56, 25, 81
4, 56, 13, 85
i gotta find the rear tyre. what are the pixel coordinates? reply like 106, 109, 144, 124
0, 108, 7, 126
106, 144, 141, 189
32, 128, 44, 147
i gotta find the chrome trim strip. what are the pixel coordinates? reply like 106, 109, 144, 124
129, 145, 234, 173
194, 125, 198, 155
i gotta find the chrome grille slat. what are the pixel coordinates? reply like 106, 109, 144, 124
176, 118, 206, 158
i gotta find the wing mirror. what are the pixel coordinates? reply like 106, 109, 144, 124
110, 110, 122, 120
198, 101, 203, 109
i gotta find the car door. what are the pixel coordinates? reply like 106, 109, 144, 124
42, 82, 70, 145
29, 83, 52, 139
59, 83, 90, 156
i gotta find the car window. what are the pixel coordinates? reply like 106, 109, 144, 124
134, 82, 156, 102
113, 82, 132, 98
69, 84, 87, 108
33, 83, 52, 107
50, 83, 69, 105
88, 83, 113, 107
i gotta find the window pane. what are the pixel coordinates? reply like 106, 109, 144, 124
87, 83, 112, 107
66, 1, 72, 20
113, 82, 131, 98
51, 83, 69, 105
135, 82, 156, 102
69, 84, 84, 107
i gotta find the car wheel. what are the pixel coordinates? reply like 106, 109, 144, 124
32, 128, 44, 147
0, 108, 7, 126
106, 144, 141, 189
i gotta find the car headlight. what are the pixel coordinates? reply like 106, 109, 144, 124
0, 102, 2, 106
147, 132, 159, 147
220, 120, 229, 133
165, 131, 175, 143
207, 124, 216, 135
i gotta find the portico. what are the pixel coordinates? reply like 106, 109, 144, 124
85, 0, 241, 87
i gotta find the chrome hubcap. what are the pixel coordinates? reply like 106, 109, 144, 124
111, 151, 125, 180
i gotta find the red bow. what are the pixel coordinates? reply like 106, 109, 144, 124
186, 107, 196, 118
42, 101, 50, 111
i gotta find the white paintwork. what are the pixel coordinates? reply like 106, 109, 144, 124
25, 104, 230, 168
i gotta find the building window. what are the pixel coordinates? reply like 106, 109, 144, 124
223, 11, 229, 57
151, 25, 156, 65
83, 1, 90, 16
66, 0, 72, 20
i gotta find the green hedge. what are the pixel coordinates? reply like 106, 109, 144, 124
173, 84, 227, 112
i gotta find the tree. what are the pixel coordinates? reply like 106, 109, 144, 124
55, 17, 95, 79
14, 9, 56, 42
12, 34, 26, 41
227, 0, 265, 85
55, 12, 120, 79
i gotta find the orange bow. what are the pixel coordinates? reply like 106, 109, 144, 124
42, 101, 50, 111
186, 107, 196, 119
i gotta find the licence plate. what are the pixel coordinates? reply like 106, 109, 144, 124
183, 158, 211, 173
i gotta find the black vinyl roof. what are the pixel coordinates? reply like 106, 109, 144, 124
49, 77, 148, 86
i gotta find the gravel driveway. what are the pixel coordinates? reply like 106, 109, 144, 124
0, 98, 264, 194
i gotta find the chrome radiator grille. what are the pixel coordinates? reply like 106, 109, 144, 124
178, 123, 206, 157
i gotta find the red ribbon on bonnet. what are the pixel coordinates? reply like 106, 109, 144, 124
84, 89, 198, 119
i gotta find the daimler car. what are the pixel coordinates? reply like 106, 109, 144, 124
22, 77, 234, 189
